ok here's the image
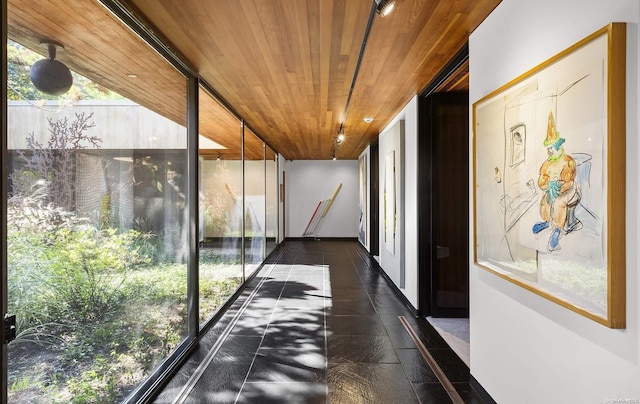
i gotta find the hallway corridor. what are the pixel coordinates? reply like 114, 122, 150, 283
153, 240, 484, 403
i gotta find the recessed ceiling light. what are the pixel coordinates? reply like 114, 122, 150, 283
363, 117, 374, 123
127, 74, 137, 78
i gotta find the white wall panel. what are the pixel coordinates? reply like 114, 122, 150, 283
470, 0, 640, 402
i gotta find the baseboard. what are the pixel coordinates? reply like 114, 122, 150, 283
355, 244, 419, 317
470, 375, 497, 404
285, 236, 359, 241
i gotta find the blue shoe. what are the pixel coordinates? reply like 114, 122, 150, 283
548, 228, 561, 251
532, 221, 549, 234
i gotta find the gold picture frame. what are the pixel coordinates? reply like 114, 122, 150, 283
472, 23, 626, 328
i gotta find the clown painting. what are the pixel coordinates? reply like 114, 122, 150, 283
531, 112, 583, 251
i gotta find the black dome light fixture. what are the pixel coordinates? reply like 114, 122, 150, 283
374, 0, 396, 17
30, 41, 73, 96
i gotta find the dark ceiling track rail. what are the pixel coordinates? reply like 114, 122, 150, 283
97, 0, 279, 155
420, 42, 469, 98
339, 1, 378, 133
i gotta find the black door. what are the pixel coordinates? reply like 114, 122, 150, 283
369, 140, 379, 256
418, 92, 469, 317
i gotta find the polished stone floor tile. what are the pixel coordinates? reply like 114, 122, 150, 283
412, 382, 452, 403
385, 323, 424, 349
454, 382, 488, 404
374, 303, 416, 317
184, 363, 252, 404
212, 335, 262, 364
247, 348, 326, 383
230, 314, 270, 336
275, 297, 326, 310
326, 315, 387, 336
328, 335, 399, 363
153, 240, 486, 403
395, 348, 440, 383
327, 363, 420, 404
236, 382, 326, 404
327, 299, 377, 315
369, 293, 410, 309
260, 329, 326, 350
326, 287, 370, 300
429, 347, 470, 383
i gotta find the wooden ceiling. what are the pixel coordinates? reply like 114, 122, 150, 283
7, 0, 500, 160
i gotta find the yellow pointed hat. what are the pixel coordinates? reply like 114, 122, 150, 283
543, 111, 563, 146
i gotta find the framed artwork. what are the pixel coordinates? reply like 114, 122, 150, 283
358, 152, 368, 246
384, 150, 396, 254
472, 23, 626, 328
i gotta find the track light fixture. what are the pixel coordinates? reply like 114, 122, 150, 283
374, 0, 396, 17
30, 41, 73, 95
335, 125, 345, 145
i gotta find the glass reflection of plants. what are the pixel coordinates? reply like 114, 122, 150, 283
199, 159, 243, 324
7, 113, 180, 403
6, 40, 230, 403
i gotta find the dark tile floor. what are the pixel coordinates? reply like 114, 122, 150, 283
153, 239, 487, 404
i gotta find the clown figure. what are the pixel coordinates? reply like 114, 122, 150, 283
531, 112, 582, 251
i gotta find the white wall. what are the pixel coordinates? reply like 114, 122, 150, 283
377, 96, 419, 308
284, 160, 359, 238
470, 1, 640, 403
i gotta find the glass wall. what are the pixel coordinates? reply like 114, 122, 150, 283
244, 129, 266, 275
5, 36, 189, 404
266, 146, 278, 256
4, 1, 280, 402
198, 88, 244, 325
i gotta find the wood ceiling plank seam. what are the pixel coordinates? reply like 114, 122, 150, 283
134, 2, 204, 67
307, 0, 323, 110
318, 0, 336, 123
290, 2, 317, 117
278, 3, 313, 136
239, 2, 286, 95
408, 7, 464, 71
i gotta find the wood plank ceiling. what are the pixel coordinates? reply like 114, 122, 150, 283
7, 0, 500, 160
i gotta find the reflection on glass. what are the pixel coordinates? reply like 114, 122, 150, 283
244, 130, 266, 275
198, 88, 244, 326
6, 39, 188, 402
266, 146, 278, 256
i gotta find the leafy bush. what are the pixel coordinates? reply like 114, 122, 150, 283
8, 187, 151, 339
44, 226, 150, 323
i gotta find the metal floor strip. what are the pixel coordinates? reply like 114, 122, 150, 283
171, 262, 280, 404
399, 316, 465, 404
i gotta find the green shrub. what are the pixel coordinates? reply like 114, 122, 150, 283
42, 226, 150, 323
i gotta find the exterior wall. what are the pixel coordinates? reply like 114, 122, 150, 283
8, 100, 223, 150
469, 0, 640, 402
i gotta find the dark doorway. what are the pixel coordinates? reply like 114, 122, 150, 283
369, 140, 379, 256
418, 91, 470, 318
282, 171, 286, 238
